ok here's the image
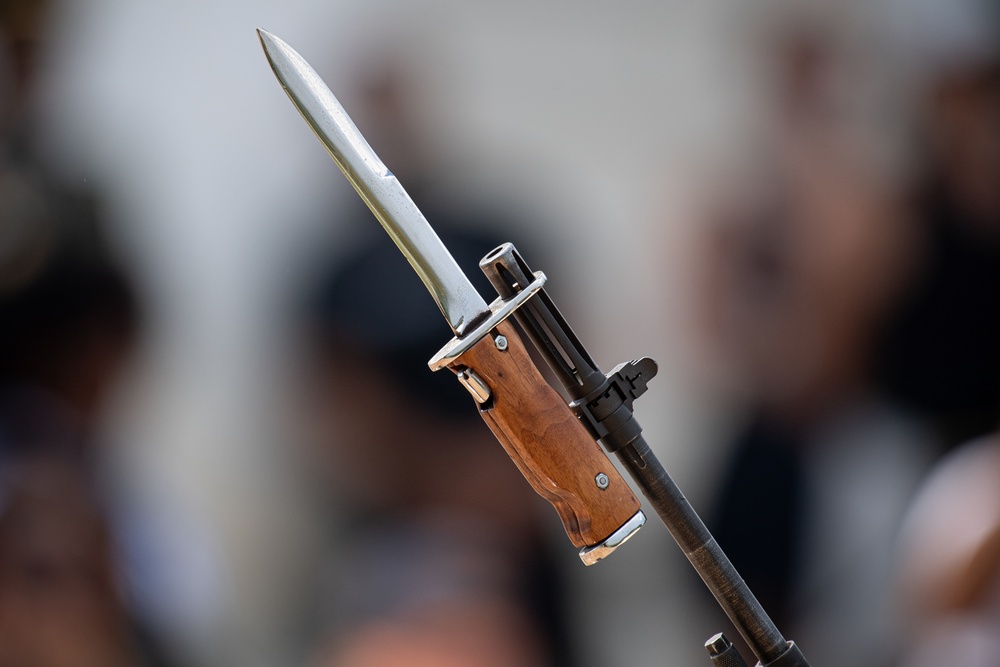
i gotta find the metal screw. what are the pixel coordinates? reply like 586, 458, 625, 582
595, 472, 610, 489
494, 334, 508, 351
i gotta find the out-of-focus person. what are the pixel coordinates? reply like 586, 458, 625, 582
0, 0, 180, 664
0, 97, 163, 667
692, 15, 935, 667
298, 228, 572, 667
289, 54, 574, 667
873, 0, 1000, 450
885, 3, 1000, 665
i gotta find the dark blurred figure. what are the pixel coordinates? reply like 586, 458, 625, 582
874, 33, 1000, 449
695, 18, 934, 667
300, 227, 573, 667
293, 55, 573, 667
884, 6, 1000, 666
0, 1, 172, 665
0, 173, 145, 667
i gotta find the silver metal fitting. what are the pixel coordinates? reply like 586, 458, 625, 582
705, 633, 731, 657
494, 334, 508, 351
578, 510, 646, 565
427, 272, 547, 371
705, 632, 752, 666
456, 368, 492, 404
595, 472, 610, 489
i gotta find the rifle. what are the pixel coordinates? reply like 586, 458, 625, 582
258, 29, 810, 667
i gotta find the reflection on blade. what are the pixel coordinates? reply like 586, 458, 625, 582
258, 29, 489, 336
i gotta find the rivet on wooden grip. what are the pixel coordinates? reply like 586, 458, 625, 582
448, 320, 642, 549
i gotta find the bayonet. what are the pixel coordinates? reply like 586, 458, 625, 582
258, 28, 645, 562
258, 28, 811, 667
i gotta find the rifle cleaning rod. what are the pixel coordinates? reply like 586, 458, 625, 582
614, 436, 788, 665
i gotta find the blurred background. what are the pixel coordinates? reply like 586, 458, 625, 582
1, 0, 998, 665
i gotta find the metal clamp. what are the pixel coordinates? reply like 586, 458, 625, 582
427, 271, 547, 371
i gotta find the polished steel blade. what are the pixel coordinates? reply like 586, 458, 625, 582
258, 29, 489, 336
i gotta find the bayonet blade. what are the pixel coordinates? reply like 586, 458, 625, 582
258, 29, 489, 336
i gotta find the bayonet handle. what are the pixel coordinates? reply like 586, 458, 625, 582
448, 321, 643, 559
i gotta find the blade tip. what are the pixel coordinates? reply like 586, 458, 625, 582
257, 28, 290, 74
256, 28, 285, 56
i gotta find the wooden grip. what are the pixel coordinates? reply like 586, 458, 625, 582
448, 320, 642, 548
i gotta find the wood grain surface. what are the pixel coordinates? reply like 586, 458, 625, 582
449, 320, 641, 548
